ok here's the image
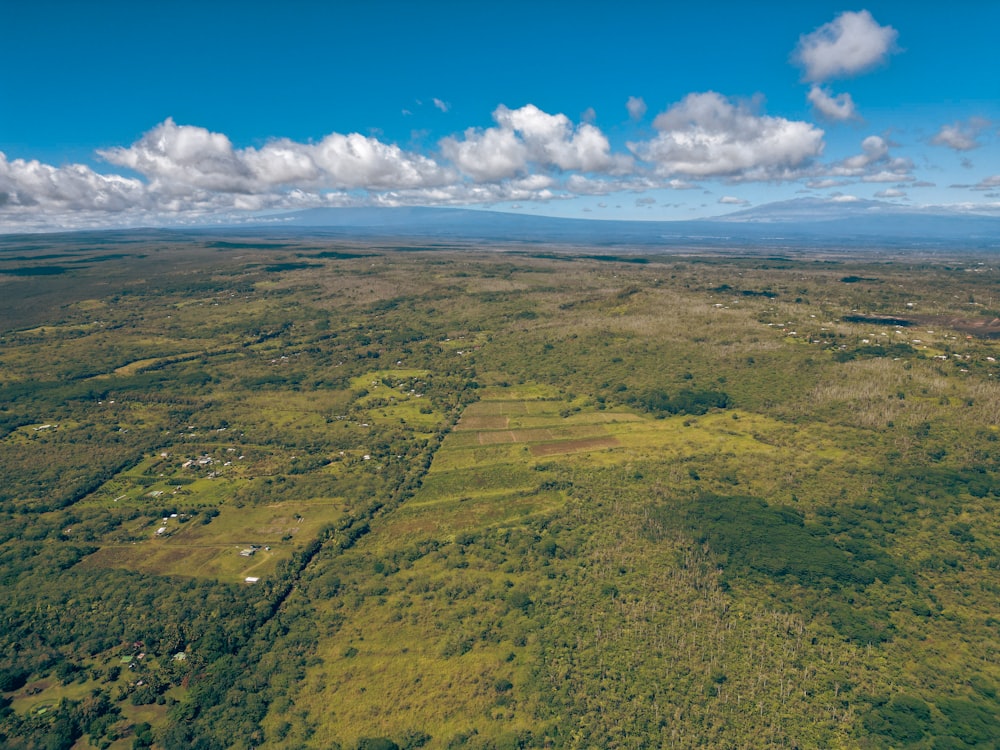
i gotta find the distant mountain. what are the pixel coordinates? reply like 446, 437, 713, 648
716, 197, 910, 222
247, 201, 1000, 251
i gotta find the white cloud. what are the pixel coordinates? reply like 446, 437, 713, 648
794, 10, 898, 82
806, 178, 849, 189
564, 175, 617, 195
930, 118, 991, 151
629, 92, 824, 179
862, 171, 911, 183
0, 152, 147, 212
626, 96, 647, 120
307, 132, 451, 189
17, 92, 999, 230
440, 125, 529, 181
102, 118, 453, 193
495, 104, 620, 172
433, 98, 450, 113
807, 85, 857, 121
101, 119, 253, 193
826, 135, 913, 183
563, 174, 661, 195
440, 104, 626, 182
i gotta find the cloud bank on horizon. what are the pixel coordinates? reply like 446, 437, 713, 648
0, 5, 997, 230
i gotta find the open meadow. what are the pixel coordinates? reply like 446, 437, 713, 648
1, 233, 998, 749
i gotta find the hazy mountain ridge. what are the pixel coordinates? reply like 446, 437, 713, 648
258, 200, 1000, 250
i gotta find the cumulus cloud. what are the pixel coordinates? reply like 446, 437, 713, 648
840, 135, 888, 169
440, 104, 627, 181
629, 92, 824, 180
626, 96, 647, 120
807, 85, 857, 121
307, 132, 452, 188
101, 120, 253, 193
14, 92, 991, 230
102, 118, 453, 193
496, 105, 621, 172
794, 10, 898, 82
0, 152, 147, 212
826, 134, 914, 183
5, 110, 630, 226
930, 118, 991, 151
433, 98, 450, 113
439, 125, 528, 182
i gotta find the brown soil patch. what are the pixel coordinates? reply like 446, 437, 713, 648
927, 315, 1000, 339
81, 544, 226, 575
847, 313, 1000, 339
529, 436, 620, 456
456, 415, 509, 430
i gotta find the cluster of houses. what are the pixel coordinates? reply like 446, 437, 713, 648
181, 454, 215, 469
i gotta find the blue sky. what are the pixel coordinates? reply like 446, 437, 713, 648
1, 0, 998, 230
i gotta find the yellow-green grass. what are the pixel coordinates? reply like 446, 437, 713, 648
9, 677, 105, 716
379, 489, 565, 545
2, 421, 78, 442
435, 333, 490, 350
83, 543, 277, 581
277, 556, 541, 748
239, 390, 351, 431
81, 471, 245, 509
82, 499, 345, 581
18, 322, 101, 336
475, 382, 563, 401
363, 398, 442, 431
392, 393, 882, 550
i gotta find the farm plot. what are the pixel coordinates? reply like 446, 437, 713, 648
449, 399, 623, 457
80, 499, 346, 582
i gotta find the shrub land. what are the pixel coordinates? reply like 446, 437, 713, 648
0, 235, 998, 749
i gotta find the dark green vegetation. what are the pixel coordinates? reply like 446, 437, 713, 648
1, 232, 999, 749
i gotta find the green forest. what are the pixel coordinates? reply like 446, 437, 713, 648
0, 232, 998, 749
